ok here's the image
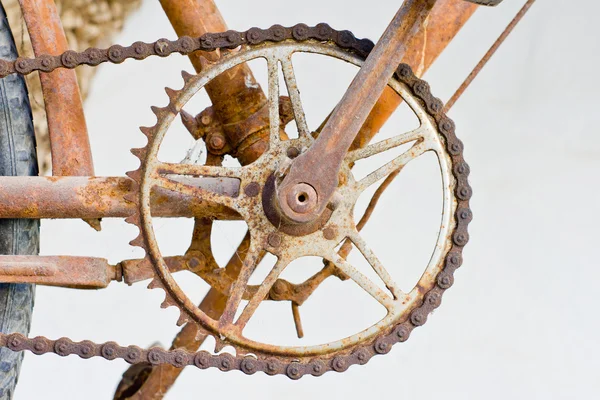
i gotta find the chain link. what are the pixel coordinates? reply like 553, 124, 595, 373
0, 23, 472, 379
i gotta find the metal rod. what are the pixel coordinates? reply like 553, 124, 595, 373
0, 176, 239, 220
444, 0, 537, 112
18, 0, 94, 176
160, 0, 269, 165
0, 256, 115, 289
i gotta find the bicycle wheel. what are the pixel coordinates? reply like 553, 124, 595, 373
0, 3, 39, 398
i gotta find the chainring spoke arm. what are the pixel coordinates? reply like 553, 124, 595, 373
235, 256, 290, 331
152, 163, 243, 209
156, 162, 242, 178
355, 139, 431, 193
280, 55, 312, 141
267, 57, 282, 144
349, 230, 404, 300
346, 125, 427, 163
218, 239, 265, 328
328, 252, 396, 311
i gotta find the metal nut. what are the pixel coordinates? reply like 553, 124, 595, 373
268, 233, 282, 248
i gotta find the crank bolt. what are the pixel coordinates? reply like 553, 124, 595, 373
268, 233, 282, 248
286, 183, 318, 215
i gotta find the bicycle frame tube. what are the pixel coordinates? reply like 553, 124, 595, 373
161, 0, 273, 165
0, 176, 239, 220
18, 0, 94, 177
352, 0, 477, 150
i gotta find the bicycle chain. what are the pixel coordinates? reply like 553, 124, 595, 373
0, 23, 472, 379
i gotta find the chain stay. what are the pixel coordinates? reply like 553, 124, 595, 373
0, 24, 472, 379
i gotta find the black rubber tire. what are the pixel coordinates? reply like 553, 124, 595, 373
0, 3, 39, 399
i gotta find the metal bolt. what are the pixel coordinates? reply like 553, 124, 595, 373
208, 134, 226, 151
323, 227, 337, 240
286, 146, 300, 158
186, 254, 205, 272
268, 233, 282, 248
286, 183, 318, 214
200, 114, 212, 126
244, 182, 260, 197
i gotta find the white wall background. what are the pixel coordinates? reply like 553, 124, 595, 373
15, 0, 600, 398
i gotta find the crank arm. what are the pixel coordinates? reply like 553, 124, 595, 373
276, 0, 438, 223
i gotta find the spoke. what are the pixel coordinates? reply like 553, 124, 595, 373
329, 253, 395, 310
281, 55, 311, 140
356, 139, 431, 192
346, 125, 427, 163
153, 174, 239, 209
235, 257, 289, 330
349, 231, 404, 300
156, 162, 241, 178
267, 57, 281, 144
219, 240, 264, 328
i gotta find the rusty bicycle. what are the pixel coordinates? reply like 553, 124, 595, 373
0, 0, 535, 398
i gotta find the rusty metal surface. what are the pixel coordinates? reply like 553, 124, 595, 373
123, 4, 285, 392
0, 176, 239, 220
0, 0, 484, 387
121, 27, 471, 377
0, 30, 472, 377
160, 0, 271, 166
0, 255, 116, 289
353, 0, 477, 151
17, 0, 94, 177
276, 0, 437, 224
